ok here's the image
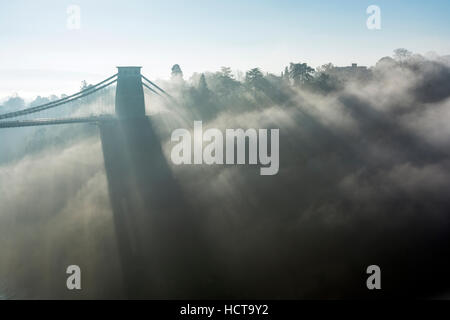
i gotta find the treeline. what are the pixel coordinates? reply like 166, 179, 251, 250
1, 48, 449, 120
160, 48, 450, 121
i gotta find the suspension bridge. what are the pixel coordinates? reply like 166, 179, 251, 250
0, 66, 170, 128
0, 66, 213, 298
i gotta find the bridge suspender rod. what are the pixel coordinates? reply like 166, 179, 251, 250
142, 83, 161, 96
141, 75, 172, 98
0, 79, 117, 119
0, 74, 118, 120
17, 79, 117, 117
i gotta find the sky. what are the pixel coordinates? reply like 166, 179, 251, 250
1, 0, 450, 99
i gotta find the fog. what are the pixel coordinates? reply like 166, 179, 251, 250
1, 52, 450, 298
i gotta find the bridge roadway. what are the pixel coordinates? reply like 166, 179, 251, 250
0, 115, 117, 128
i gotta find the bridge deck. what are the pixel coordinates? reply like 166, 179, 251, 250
0, 116, 116, 129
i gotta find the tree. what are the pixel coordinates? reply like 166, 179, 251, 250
289, 62, 315, 86
3, 95, 25, 112
80, 80, 93, 91
316, 63, 334, 73
393, 48, 412, 62
215, 66, 240, 95
375, 56, 396, 69
198, 73, 210, 96
30, 96, 50, 107
171, 64, 183, 79
283, 66, 290, 82
81, 80, 88, 91
220, 66, 233, 79
312, 72, 341, 93
245, 68, 264, 88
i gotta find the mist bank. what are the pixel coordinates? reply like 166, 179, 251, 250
1, 50, 450, 298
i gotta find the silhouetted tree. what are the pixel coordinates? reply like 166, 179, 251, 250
220, 67, 233, 79
214, 66, 240, 96
2, 96, 25, 112
283, 66, 290, 82
80, 80, 93, 91
289, 62, 315, 86
245, 68, 264, 88
81, 80, 88, 91
312, 72, 341, 93
30, 96, 50, 107
376, 56, 397, 69
316, 63, 334, 73
198, 74, 210, 97
393, 48, 412, 63
171, 64, 184, 79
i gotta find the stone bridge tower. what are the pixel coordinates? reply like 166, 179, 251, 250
115, 66, 145, 118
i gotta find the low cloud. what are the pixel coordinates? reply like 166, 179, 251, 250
1, 54, 450, 298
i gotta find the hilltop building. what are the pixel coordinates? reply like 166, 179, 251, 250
329, 63, 371, 81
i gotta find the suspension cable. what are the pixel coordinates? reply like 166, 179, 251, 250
143, 83, 161, 96
0, 74, 118, 120
24, 79, 117, 116
141, 75, 172, 98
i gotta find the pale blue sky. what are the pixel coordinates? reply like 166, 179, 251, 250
1, 0, 449, 99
